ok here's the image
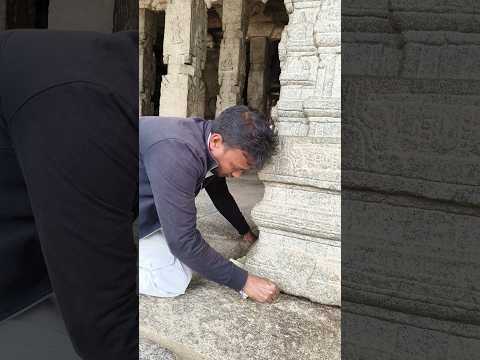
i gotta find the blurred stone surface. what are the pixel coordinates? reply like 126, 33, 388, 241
342, 0, 480, 322
342, 0, 480, 358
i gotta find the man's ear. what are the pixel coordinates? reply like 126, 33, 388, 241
210, 133, 224, 148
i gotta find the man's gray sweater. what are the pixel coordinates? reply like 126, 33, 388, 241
139, 116, 248, 291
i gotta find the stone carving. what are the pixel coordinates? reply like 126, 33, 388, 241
215, 0, 249, 115
246, 0, 341, 305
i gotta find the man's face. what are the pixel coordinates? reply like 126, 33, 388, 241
209, 133, 252, 178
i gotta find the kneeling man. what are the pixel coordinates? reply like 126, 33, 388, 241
139, 105, 279, 303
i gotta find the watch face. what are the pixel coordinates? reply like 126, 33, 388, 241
239, 290, 248, 299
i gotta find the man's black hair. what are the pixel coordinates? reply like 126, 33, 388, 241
211, 105, 279, 170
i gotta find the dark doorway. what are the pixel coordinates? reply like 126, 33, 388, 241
152, 11, 167, 116
267, 39, 281, 110
7, 0, 49, 29
113, 0, 138, 31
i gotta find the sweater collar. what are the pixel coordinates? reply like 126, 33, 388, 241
204, 121, 218, 173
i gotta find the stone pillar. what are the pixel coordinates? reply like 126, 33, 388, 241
0, 0, 6, 31
48, 0, 115, 32
215, 0, 248, 115
247, 36, 269, 114
159, 0, 207, 118
245, 0, 341, 306
139, 8, 158, 115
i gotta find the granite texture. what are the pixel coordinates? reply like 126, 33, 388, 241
140, 279, 340, 360
140, 338, 177, 360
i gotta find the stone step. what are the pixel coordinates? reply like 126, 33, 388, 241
139, 280, 340, 360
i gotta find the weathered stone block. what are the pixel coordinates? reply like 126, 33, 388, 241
140, 280, 340, 360
246, 229, 341, 305
261, 137, 340, 188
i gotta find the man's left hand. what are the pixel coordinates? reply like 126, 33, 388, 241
242, 230, 257, 244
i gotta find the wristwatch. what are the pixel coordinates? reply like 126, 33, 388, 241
239, 289, 248, 299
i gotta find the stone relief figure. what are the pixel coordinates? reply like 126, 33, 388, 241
220, 51, 234, 71
188, 75, 206, 117
313, 6, 340, 97
286, 56, 311, 82
288, 11, 309, 43
170, 15, 183, 45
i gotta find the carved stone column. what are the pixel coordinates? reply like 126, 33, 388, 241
245, 0, 341, 306
215, 0, 248, 115
247, 36, 269, 114
159, 0, 207, 118
139, 8, 158, 115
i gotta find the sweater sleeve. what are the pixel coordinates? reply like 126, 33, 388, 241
142, 139, 248, 291
204, 175, 251, 235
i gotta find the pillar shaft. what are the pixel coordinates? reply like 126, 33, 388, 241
215, 0, 248, 115
247, 36, 269, 114
159, 0, 207, 118
139, 8, 158, 116
245, 0, 341, 305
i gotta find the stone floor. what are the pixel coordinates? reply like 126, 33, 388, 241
140, 175, 341, 360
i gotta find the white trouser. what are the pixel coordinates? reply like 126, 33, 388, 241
138, 228, 192, 297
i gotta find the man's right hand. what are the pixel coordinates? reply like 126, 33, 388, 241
242, 274, 280, 303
